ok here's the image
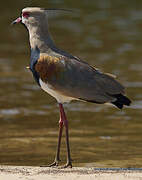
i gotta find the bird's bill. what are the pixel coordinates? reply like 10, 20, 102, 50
11, 17, 22, 25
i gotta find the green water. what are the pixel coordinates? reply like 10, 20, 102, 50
0, 0, 142, 167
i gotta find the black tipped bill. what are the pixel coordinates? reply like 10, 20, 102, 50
11, 17, 22, 25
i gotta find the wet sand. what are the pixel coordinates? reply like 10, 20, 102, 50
0, 166, 142, 180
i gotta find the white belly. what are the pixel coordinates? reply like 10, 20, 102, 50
39, 79, 76, 103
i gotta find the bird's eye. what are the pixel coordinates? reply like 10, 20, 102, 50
22, 12, 30, 18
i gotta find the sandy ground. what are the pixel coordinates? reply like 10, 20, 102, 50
0, 166, 142, 180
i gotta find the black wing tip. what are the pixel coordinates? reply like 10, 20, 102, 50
111, 94, 131, 109
112, 101, 124, 109
79, 94, 131, 110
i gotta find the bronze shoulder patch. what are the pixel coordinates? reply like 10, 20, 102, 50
35, 55, 64, 83
38, 55, 61, 63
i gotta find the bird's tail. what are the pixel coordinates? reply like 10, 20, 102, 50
111, 94, 131, 109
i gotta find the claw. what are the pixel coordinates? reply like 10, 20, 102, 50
58, 161, 72, 168
40, 161, 59, 167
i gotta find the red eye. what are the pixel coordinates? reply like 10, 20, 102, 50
22, 12, 29, 18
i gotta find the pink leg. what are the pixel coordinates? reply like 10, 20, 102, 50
41, 103, 72, 168
41, 107, 64, 167
54, 115, 64, 164
59, 103, 72, 168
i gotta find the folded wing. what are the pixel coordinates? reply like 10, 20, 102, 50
34, 55, 128, 105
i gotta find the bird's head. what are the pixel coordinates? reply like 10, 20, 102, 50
12, 7, 73, 48
12, 7, 73, 29
12, 7, 47, 29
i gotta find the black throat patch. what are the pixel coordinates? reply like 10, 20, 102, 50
30, 46, 40, 86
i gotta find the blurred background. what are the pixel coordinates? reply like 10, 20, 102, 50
0, 0, 142, 168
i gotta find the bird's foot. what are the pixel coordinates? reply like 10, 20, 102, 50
40, 161, 59, 167
58, 161, 72, 168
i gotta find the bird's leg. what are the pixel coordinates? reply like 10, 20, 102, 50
41, 103, 72, 168
52, 115, 64, 166
46, 117, 64, 167
59, 103, 72, 168
41, 106, 64, 167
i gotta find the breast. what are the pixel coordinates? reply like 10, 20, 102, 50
39, 79, 76, 103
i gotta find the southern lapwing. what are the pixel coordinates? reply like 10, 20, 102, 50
12, 7, 131, 168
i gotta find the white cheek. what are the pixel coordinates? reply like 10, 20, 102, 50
22, 17, 27, 24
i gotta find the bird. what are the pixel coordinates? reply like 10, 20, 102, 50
12, 7, 131, 168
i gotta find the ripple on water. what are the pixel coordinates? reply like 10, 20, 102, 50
0, 77, 18, 83
130, 64, 142, 71
99, 136, 112, 140
22, 84, 40, 91
21, 108, 47, 116
0, 108, 47, 118
129, 100, 142, 109
0, 109, 19, 115
125, 81, 142, 88
65, 102, 105, 112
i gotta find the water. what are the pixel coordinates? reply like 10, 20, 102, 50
0, 0, 142, 167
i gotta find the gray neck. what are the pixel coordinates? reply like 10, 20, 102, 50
28, 22, 56, 52
27, 19, 76, 60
